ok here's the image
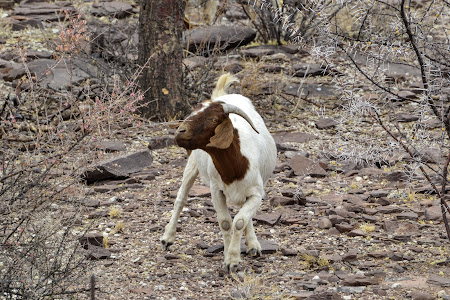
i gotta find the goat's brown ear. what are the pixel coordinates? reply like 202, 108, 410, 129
207, 118, 234, 149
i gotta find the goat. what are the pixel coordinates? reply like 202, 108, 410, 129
161, 73, 277, 272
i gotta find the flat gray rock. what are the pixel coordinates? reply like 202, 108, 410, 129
427, 274, 450, 287
254, 212, 281, 225
396, 113, 420, 122
27, 58, 93, 90
283, 83, 337, 98
0, 60, 25, 81
292, 63, 331, 77
288, 155, 328, 177
79, 232, 104, 249
93, 141, 127, 152
315, 118, 338, 129
424, 206, 443, 221
82, 150, 153, 183
87, 245, 111, 260
91, 1, 133, 18
184, 25, 256, 55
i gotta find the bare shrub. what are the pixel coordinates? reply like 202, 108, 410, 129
249, 0, 450, 237
238, 0, 345, 44
0, 11, 144, 299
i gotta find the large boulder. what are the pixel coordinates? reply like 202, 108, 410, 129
184, 25, 256, 56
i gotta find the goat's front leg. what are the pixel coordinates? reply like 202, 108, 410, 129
225, 194, 262, 272
245, 221, 261, 257
161, 159, 198, 250
211, 188, 232, 260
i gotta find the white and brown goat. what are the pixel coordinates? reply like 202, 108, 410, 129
161, 74, 277, 272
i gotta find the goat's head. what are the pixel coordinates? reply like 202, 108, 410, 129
175, 101, 259, 151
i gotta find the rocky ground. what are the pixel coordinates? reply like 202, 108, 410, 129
1, 0, 449, 299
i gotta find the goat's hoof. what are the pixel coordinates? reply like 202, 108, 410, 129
225, 263, 242, 273
160, 239, 173, 250
247, 248, 261, 257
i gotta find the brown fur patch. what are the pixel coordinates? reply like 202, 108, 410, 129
205, 130, 250, 185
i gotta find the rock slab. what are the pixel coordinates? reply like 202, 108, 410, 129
82, 150, 153, 183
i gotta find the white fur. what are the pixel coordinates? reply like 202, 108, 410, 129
161, 94, 277, 272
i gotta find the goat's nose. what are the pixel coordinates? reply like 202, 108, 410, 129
177, 127, 186, 134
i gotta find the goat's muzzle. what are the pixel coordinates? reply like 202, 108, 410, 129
174, 124, 193, 149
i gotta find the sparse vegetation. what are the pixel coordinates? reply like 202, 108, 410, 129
1, 0, 449, 299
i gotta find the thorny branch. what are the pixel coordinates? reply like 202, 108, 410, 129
371, 109, 450, 239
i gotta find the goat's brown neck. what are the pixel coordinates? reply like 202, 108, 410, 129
205, 131, 249, 185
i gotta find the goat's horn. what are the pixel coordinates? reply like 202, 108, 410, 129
221, 103, 259, 134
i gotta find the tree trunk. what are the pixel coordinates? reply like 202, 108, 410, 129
138, 0, 189, 121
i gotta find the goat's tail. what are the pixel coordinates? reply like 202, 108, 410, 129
211, 73, 239, 100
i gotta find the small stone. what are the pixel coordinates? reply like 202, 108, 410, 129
391, 264, 406, 273
342, 250, 358, 261
427, 274, 450, 287
206, 244, 224, 254
409, 290, 434, 300
290, 291, 313, 299
253, 212, 281, 225
374, 197, 392, 206
335, 223, 354, 233
259, 239, 279, 254
281, 248, 298, 256
83, 198, 100, 208
79, 232, 104, 249
306, 291, 344, 299
196, 241, 210, 249
164, 253, 179, 260
397, 90, 418, 100
368, 251, 390, 259
343, 274, 377, 286
318, 217, 332, 229
369, 190, 390, 198
347, 229, 366, 237
86, 245, 111, 260
390, 252, 405, 261
376, 206, 403, 214
328, 215, 346, 225
288, 155, 328, 177
382, 220, 399, 233
337, 286, 365, 294
91, 1, 133, 18
396, 211, 419, 220
327, 253, 342, 263
328, 227, 341, 235
361, 214, 378, 223
396, 113, 419, 122
270, 196, 296, 207
425, 206, 443, 221
315, 118, 338, 129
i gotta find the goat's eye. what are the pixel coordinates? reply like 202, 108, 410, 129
208, 118, 218, 124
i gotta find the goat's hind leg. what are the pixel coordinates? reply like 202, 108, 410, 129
210, 189, 232, 263
161, 158, 198, 250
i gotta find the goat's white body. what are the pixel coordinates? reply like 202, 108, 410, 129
161, 87, 277, 272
